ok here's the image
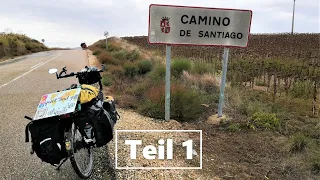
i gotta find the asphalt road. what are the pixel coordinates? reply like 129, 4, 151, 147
0, 50, 114, 179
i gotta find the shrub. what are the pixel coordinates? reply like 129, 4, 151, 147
123, 62, 138, 77
138, 60, 153, 75
128, 80, 152, 98
191, 62, 214, 75
148, 64, 166, 81
93, 49, 101, 55
289, 133, 309, 153
171, 58, 191, 77
126, 49, 140, 61
108, 41, 122, 52
25, 42, 35, 51
311, 153, 320, 174
137, 83, 204, 122
108, 65, 125, 78
247, 112, 280, 130
112, 50, 128, 61
102, 74, 113, 86
98, 52, 120, 65
227, 123, 242, 132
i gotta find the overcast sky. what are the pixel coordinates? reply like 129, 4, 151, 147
0, 0, 319, 48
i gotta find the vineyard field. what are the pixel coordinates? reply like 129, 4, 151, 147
122, 33, 320, 116
122, 33, 319, 61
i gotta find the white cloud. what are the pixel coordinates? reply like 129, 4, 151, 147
0, 0, 318, 47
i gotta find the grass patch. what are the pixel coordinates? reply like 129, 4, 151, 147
247, 112, 280, 130
138, 60, 153, 75
147, 64, 166, 82
191, 61, 215, 75
102, 74, 113, 86
123, 61, 138, 77
126, 49, 140, 61
227, 123, 243, 132
311, 152, 320, 174
112, 49, 128, 61
98, 51, 120, 65
289, 133, 309, 153
93, 49, 101, 55
171, 58, 192, 77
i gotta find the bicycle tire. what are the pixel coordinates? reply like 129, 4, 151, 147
69, 123, 93, 179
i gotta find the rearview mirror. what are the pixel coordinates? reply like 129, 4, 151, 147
48, 68, 58, 74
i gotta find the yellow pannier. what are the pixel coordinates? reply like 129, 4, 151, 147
79, 84, 99, 104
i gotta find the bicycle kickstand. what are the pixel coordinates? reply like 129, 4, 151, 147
55, 157, 69, 170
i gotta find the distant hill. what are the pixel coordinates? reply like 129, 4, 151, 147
0, 33, 48, 60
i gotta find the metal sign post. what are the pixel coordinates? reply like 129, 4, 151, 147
165, 45, 171, 120
218, 47, 230, 117
148, 4, 252, 120
104, 31, 109, 51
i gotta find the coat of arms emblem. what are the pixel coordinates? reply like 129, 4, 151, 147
160, 17, 170, 34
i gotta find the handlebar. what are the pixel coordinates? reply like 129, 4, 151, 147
56, 65, 105, 79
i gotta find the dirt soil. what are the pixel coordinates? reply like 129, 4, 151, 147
86, 48, 318, 180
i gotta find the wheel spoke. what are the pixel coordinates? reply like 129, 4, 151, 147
69, 123, 93, 178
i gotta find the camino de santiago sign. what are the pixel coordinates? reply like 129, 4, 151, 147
148, 4, 252, 47
148, 4, 252, 119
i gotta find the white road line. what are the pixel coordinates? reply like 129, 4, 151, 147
0, 53, 62, 89
30, 62, 44, 69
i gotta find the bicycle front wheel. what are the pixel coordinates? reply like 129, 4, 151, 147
69, 122, 93, 179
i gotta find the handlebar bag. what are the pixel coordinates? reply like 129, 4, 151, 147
78, 67, 102, 85
25, 117, 67, 166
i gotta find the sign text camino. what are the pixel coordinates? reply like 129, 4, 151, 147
148, 4, 252, 47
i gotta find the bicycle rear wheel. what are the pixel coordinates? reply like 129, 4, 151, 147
69, 123, 93, 179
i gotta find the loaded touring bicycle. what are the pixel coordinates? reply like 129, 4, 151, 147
24, 64, 120, 178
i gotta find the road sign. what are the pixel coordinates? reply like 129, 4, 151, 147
148, 4, 253, 120
148, 4, 252, 47
104, 31, 109, 50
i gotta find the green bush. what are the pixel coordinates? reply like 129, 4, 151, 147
98, 52, 120, 65
311, 153, 320, 174
227, 123, 242, 132
247, 112, 280, 130
93, 50, 101, 55
124, 62, 138, 77
147, 64, 166, 81
126, 49, 140, 61
138, 60, 153, 75
137, 83, 204, 122
191, 62, 214, 75
108, 65, 125, 78
112, 50, 128, 61
107, 42, 122, 52
102, 74, 113, 86
25, 42, 35, 51
289, 133, 309, 153
171, 58, 191, 77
